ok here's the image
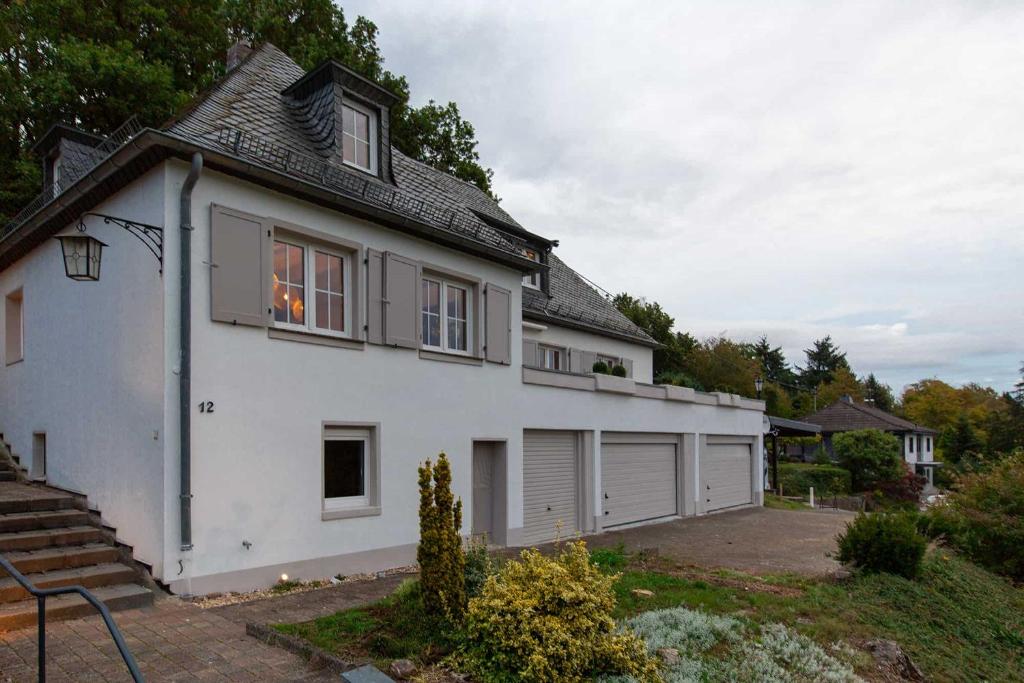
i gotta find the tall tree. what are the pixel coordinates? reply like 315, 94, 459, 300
901, 379, 961, 432
815, 366, 866, 408
862, 373, 895, 413
748, 335, 795, 386
0, 0, 496, 226
941, 414, 983, 465
798, 336, 849, 389
1014, 362, 1024, 405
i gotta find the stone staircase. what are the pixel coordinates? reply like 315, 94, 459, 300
0, 456, 154, 630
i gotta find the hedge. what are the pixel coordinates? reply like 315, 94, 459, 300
777, 463, 851, 497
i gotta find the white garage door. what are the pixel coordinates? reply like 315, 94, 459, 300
601, 441, 677, 527
522, 430, 578, 545
701, 442, 753, 511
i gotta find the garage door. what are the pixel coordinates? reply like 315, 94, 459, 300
700, 442, 752, 511
522, 430, 578, 545
601, 441, 677, 527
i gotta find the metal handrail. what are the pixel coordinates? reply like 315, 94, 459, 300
0, 555, 144, 682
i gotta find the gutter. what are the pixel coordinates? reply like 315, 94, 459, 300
521, 309, 662, 349
179, 153, 203, 550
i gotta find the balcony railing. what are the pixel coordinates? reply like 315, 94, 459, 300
2, 118, 143, 241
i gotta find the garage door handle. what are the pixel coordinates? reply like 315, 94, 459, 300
546, 506, 552, 511
604, 510, 609, 515
604, 493, 609, 499
706, 484, 711, 490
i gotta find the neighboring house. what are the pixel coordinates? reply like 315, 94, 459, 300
0, 43, 765, 595
803, 396, 940, 487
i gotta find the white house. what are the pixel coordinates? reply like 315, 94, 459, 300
0, 43, 764, 596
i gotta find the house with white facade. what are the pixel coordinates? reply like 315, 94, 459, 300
804, 396, 940, 487
0, 43, 764, 599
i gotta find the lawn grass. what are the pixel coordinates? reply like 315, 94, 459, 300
615, 551, 1024, 682
763, 492, 809, 510
273, 579, 452, 670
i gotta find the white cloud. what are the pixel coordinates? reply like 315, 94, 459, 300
346, 0, 1024, 391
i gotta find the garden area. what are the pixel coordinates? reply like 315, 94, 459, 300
270, 451, 1024, 682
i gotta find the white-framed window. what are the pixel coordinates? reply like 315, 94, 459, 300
908, 437, 914, 454
926, 437, 931, 451
273, 239, 351, 336
522, 248, 540, 289
597, 354, 620, 367
51, 154, 62, 197
539, 344, 564, 370
341, 101, 377, 173
323, 427, 371, 511
421, 277, 471, 354
5, 288, 23, 365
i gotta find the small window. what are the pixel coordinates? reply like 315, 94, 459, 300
273, 239, 351, 336
926, 437, 931, 451
5, 288, 23, 365
52, 154, 62, 197
539, 345, 563, 370
421, 277, 472, 354
522, 248, 541, 289
32, 433, 46, 479
908, 437, 914, 454
341, 102, 377, 173
324, 428, 371, 510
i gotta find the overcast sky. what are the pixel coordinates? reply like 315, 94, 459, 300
345, 0, 1023, 393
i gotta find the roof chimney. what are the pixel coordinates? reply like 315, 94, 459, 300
226, 40, 253, 72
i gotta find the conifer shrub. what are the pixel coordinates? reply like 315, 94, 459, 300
592, 361, 610, 374
611, 364, 628, 377
459, 541, 659, 682
836, 512, 926, 579
417, 453, 466, 621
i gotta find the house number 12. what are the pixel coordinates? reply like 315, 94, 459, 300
198, 401, 214, 413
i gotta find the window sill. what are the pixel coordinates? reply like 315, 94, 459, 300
321, 505, 381, 521
5, 358, 24, 367
269, 327, 364, 350
419, 349, 484, 366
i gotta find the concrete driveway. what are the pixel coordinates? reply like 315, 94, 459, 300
583, 506, 854, 576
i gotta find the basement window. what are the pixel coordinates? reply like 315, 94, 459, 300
5, 288, 23, 365
323, 425, 380, 519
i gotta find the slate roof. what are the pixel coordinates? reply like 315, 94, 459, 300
164, 42, 652, 346
804, 398, 937, 434
523, 254, 657, 346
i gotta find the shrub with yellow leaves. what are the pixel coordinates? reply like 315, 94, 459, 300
458, 541, 661, 683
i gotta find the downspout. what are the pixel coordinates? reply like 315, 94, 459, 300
179, 152, 203, 551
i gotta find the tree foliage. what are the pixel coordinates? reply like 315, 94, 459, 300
0, 0, 495, 225
833, 429, 905, 492
798, 336, 849, 389
749, 334, 796, 386
862, 373, 895, 413
612, 293, 696, 379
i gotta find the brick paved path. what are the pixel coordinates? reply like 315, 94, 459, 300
0, 575, 405, 683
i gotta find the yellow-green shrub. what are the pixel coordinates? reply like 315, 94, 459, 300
417, 453, 466, 621
459, 541, 660, 683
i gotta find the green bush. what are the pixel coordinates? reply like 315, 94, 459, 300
927, 450, 1024, 581
592, 361, 610, 375
836, 513, 927, 579
417, 453, 466, 621
776, 463, 851, 497
610, 364, 627, 377
464, 537, 496, 598
460, 541, 659, 682
833, 429, 905, 491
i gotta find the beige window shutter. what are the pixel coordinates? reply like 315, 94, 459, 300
484, 283, 511, 365
623, 358, 634, 378
522, 339, 539, 368
383, 252, 419, 349
209, 205, 270, 327
365, 248, 385, 344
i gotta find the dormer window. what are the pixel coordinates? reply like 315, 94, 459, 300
341, 101, 376, 174
522, 248, 541, 289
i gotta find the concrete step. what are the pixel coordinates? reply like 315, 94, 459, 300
0, 492, 75, 515
0, 583, 153, 631
0, 526, 102, 553
0, 543, 121, 575
0, 563, 138, 603
0, 471, 15, 482
0, 509, 89, 533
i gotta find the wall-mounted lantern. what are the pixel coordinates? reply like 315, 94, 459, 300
56, 212, 164, 281
754, 376, 764, 399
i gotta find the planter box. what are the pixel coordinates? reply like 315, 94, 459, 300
594, 374, 636, 395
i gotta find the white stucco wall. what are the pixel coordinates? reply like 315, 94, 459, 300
161, 161, 763, 593
904, 432, 934, 464
0, 167, 166, 573
522, 321, 655, 383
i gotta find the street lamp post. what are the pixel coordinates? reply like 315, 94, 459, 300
754, 376, 764, 400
